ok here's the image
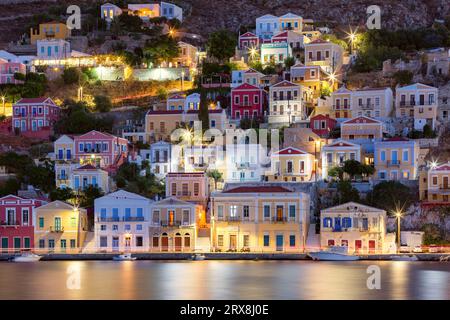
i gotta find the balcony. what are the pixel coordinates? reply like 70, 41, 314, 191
271, 96, 297, 102
98, 217, 121, 222
386, 160, 401, 167
226, 216, 241, 222
177, 191, 192, 197
271, 216, 287, 223
123, 217, 145, 222
439, 184, 450, 191
236, 102, 252, 107
160, 220, 182, 227
399, 101, 415, 108
57, 175, 69, 181
152, 157, 168, 163
332, 105, 350, 110
358, 103, 375, 110
0, 221, 19, 227
50, 226, 64, 233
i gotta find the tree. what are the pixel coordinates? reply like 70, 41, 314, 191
284, 56, 296, 69
94, 95, 113, 113
0, 178, 20, 197
342, 159, 362, 180
207, 169, 223, 190
206, 29, 237, 62
365, 181, 415, 214
198, 90, 210, 131
393, 70, 413, 85
421, 223, 444, 245
79, 185, 104, 208
62, 67, 81, 85
328, 166, 344, 181
334, 181, 360, 205
117, 12, 143, 32
50, 187, 75, 202
143, 35, 180, 67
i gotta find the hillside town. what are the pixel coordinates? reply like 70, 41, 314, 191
1, 0, 450, 259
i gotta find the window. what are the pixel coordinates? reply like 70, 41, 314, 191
243, 235, 250, 247
171, 183, 177, 196
194, 183, 200, 196
263, 235, 270, 247
402, 150, 409, 162
113, 225, 118, 231
380, 150, 386, 162
342, 217, 352, 228
289, 235, 295, 247
39, 217, 44, 228
39, 239, 45, 248
379, 172, 386, 180
136, 236, 143, 247
136, 224, 142, 231
257, 200, 269, 218
183, 210, 190, 224
22, 209, 29, 225
61, 239, 66, 251
218, 235, 224, 246
243, 206, 249, 219
230, 205, 237, 217
289, 205, 296, 219
100, 225, 107, 231
217, 205, 224, 219
432, 176, 438, 185
323, 217, 332, 228
48, 239, 55, 249
70, 217, 77, 228
100, 236, 107, 247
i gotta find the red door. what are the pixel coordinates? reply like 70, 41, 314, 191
174, 236, 182, 252
369, 240, 376, 254
355, 240, 362, 253
327, 240, 335, 246
161, 237, 169, 252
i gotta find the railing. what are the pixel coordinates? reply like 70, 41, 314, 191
236, 102, 252, 107
386, 160, 401, 167
98, 217, 121, 222
439, 184, 450, 191
57, 175, 69, 181
50, 226, 64, 233
226, 216, 241, 222
151, 158, 168, 163
0, 221, 19, 226
98, 217, 145, 222
123, 217, 145, 222
332, 105, 350, 110
272, 96, 297, 102
358, 103, 375, 110
160, 220, 182, 227
271, 217, 287, 223
399, 101, 415, 107
177, 191, 192, 196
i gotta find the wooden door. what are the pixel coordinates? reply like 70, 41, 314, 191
161, 236, 169, 251
174, 236, 182, 252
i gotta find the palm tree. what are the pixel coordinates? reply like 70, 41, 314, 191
207, 169, 223, 191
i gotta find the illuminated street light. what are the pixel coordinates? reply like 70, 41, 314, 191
248, 46, 258, 61
345, 27, 358, 54
393, 207, 403, 253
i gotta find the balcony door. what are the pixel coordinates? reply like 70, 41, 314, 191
276, 235, 284, 251
229, 235, 237, 250
443, 176, 449, 189
276, 206, 283, 221
54, 217, 62, 231
168, 210, 175, 226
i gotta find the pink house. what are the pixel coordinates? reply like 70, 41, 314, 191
239, 32, 260, 50
0, 58, 26, 84
310, 114, 337, 138
231, 83, 264, 119
73, 130, 129, 170
12, 97, 60, 139
0, 195, 44, 253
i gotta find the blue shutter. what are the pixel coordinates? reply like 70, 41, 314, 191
137, 208, 143, 218
112, 208, 119, 221
125, 208, 131, 220
100, 208, 107, 221
58, 149, 63, 159
66, 149, 71, 159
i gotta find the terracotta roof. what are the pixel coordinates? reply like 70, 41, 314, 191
233, 83, 260, 91
271, 80, 298, 88
223, 186, 293, 193
167, 172, 206, 176
343, 116, 381, 124
308, 39, 329, 44
148, 110, 184, 115
168, 94, 185, 100
185, 109, 223, 114
240, 32, 258, 38
326, 140, 358, 148
15, 97, 52, 104
272, 31, 288, 39
275, 147, 307, 155
74, 164, 98, 171
434, 164, 450, 171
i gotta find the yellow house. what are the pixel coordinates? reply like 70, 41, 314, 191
149, 197, 199, 252
266, 146, 315, 182
35, 201, 88, 253
320, 202, 393, 254
30, 21, 71, 44
419, 162, 450, 204
331, 86, 352, 119
290, 63, 336, 98
211, 185, 310, 252
341, 116, 384, 140
374, 137, 419, 181
304, 39, 344, 74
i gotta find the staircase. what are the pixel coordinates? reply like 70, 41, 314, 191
305, 223, 320, 251
81, 231, 96, 253
195, 227, 211, 252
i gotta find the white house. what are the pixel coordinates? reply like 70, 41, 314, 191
161, 1, 183, 21
100, 3, 123, 22
224, 144, 268, 183
37, 39, 70, 60
149, 141, 173, 179
268, 80, 305, 124
95, 190, 153, 252
184, 92, 201, 110
256, 14, 280, 40
321, 140, 362, 179
260, 42, 292, 66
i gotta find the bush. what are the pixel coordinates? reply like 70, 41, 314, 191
62, 67, 81, 85
93, 95, 112, 113
393, 70, 413, 85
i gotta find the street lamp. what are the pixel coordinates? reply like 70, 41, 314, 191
1, 96, 5, 115
394, 209, 403, 253
77, 86, 83, 102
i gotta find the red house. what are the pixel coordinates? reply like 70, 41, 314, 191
310, 114, 337, 137
12, 97, 60, 140
0, 195, 44, 253
231, 83, 264, 120
238, 32, 259, 50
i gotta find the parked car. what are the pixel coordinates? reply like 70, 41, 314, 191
413, 246, 423, 253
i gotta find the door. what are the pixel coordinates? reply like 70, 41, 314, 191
276, 206, 283, 221
287, 161, 293, 173
14, 238, 21, 252
355, 240, 362, 253
229, 235, 237, 250
58, 149, 63, 160
161, 236, 169, 251
24, 238, 30, 249
174, 236, 182, 252
168, 210, 175, 226
66, 149, 71, 160
112, 237, 119, 251
124, 236, 131, 249
443, 177, 449, 189
54, 217, 62, 231
276, 235, 284, 251
1, 238, 8, 253
369, 240, 376, 254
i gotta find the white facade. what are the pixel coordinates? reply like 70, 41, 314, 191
161, 1, 183, 21
184, 93, 201, 110
260, 42, 292, 65
268, 80, 305, 124
100, 3, 123, 21
37, 39, 70, 60
224, 144, 268, 183
149, 141, 172, 179
256, 13, 303, 40
95, 190, 153, 252
321, 140, 362, 179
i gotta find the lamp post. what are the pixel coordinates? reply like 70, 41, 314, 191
181, 69, 185, 91
395, 210, 403, 253
1, 96, 5, 115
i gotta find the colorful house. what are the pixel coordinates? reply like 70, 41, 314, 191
268, 80, 305, 124
224, 143, 268, 183
331, 86, 352, 120
341, 116, 383, 141
260, 42, 292, 66
149, 197, 198, 252
310, 114, 337, 137
238, 32, 260, 50
148, 141, 172, 179
266, 147, 315, 182
231, 83, 264, 120
0, 58, 26, 84
30, 21, 71, 44
255, 13, 303, 40
321, 140, 362, 179
352, 87, 394, 119
12, 97, 60, 139
36, 39, 71, 60
72, 165, 110, 193
290, 63, 333, 98
374, 137, 419, 181
211, 185, 309, 252
304, 39, 344, 73
166, 172, 209, 206
95, 190, 153, 252
395, 83, 438, 131
100, 3, 123, 22
0, 195, 44, 253
320, 202, 392, 254
175, 41, 198, 68
34, 201, 88, 253
231, 68, 264, 88
419, 162, 450, 205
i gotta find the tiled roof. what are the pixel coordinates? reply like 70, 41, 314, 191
168, 94, 185, 100
15, 97, 51, 104
343, 116, 381, 124
308, 39, 329, 44
240, 32, 258, 38
223, 186, 293, 193
275, 147, 307, 155
74, 164, 98, 171
148, 110, 184, 115
233, 83, 260, 90
272, 31, 288, 39
434, 164, 450, 171
271, 80, 298, 88
398, 83, 437, 91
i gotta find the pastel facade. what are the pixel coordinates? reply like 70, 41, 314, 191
304, 39, 344, 73
100, 3, 123, 21
352, 87, 394, 119
266, 147, 314, 182
331, 86, 352, 119
238, 32, 259, 50
149, 141, 172, 179
268, 80, 305, 124
72, 165, 110, 193
260, 42, 292, 65
0, 59, 26, 84
95, 190, 153, 252
34, 201, 88, 253
341, 116, 383, 141
128, 3, 160, 21
12, 97, 60, 139
321, 140, 362, 179
320, 202, 388, 254
271, 30, 304, 49
160, 1, 183, 21
175, 41, 197, 68
211, 186, 309, 252
374, 137, 419, 181
30, 21, 71, 44
165, 172, 209, 208
419, 163, 450, 204
0, 195, 44, 253
256, 13, 303, 40
149, 197, 198, 251
37, 39, 71, 60
231, 83, 264, 119
231, 69, 264, 88
166, 93, 186, 110
224, 144, 268, 183
395, 83, 438, 131
290, 63, 332, 98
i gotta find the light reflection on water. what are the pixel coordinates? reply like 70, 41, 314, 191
0, 260, 448, 300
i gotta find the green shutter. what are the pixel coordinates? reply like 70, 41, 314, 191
39, 217, 44, 228
14, 238, 21, 249
1, 238, 8, 249
24, 238, 30, 249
